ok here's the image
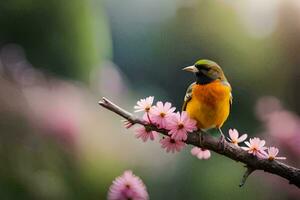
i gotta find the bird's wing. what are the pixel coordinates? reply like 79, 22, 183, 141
182, 82, 195, 111
221, 80, 233, 110
229, 91, 233, 110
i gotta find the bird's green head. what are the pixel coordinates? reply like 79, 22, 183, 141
182, 59, 227, 84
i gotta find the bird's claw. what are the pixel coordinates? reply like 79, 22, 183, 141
199, 132, 204, 147
218, 134, 225, 152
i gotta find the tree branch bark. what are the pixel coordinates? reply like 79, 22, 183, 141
98, 97, 300, 188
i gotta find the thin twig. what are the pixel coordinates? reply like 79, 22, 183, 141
98, 97, 300, 188
239, 167, 255, 187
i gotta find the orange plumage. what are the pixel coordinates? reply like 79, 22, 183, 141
185, 80, 231, 129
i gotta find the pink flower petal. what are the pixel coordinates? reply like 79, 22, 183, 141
108, 170, 149, 200
202, 150, 211, 159
165, 111, 197, 141
237, 134, 248, 143
135, 126, 158, 142
241, 147, 250, 151
160, 137, 185, 153
134, 96, 154, 113
274, 157, 286, 160
264, 147, 286, 161
151, 101, 176, 129
229, 129, 238, 140
191, 147, 211, 160
242, 137, 267, 157
191, 147, 201, 156
244, 141, 251, 147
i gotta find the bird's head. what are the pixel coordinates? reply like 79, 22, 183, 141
182, 59, 227, 84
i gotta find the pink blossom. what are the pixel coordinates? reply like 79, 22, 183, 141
266, 110, 300, 140
135, 126, 158, 142
151, 101, 176, 128
166, 111, 197, 141
134, 96, 154, 113
261, 147, 286, 161
191, 147, 211, 160
242, 137, 267, 156
108, 170, 149, 200
122, 119, 134, 129
255, 97, 300, 156
160, 137, 185, 153
264, 109, 300, 155
227, 129, 247, 146
255, 96, 282, 121
142, 112, 153, 125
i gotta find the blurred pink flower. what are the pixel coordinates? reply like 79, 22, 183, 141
255, 96, 300, 156
255, 96, 282, 121
242, 137, 267, 156
261, 147, 286, 161
265, 110, 300, 140
108, 170, 149, 200
227, 129, 247, 146
135, 126, 158, 142
191, 147, 211, 160
151, 101, 176, 129
96, 61, 128, 99
134, 96, 154, 113
166, 111, 197, 141
141, 111, 153, 125
160, 137, 185, 153
23, 82, 85, 145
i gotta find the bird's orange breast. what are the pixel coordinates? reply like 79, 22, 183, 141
186, 80, 231, 130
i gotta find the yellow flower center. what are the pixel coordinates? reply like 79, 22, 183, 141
160, 112, 166, 117
268, 156, 274, 161
252, 147, 257, 152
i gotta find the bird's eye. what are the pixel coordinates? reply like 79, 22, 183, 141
196, 65, 210, 71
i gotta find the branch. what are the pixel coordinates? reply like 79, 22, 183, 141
98, 97, 300, 188
239, 166, 254, 187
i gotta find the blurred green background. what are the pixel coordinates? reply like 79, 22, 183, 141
0, 0, 300, 199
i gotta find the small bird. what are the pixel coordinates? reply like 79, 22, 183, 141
182, 59, 232, 142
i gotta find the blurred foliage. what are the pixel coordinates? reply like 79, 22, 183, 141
0, 0, 300, 199
0, 0, 111, 80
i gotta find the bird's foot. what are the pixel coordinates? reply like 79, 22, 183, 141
217, 128, 226, 152
199, 132, 204, 147
199, 129, 208, 147
218, 134, 225, 151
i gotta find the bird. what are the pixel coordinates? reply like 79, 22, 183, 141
182, 59, 232, 144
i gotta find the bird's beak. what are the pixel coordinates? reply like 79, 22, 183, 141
182, 65, 199, 73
